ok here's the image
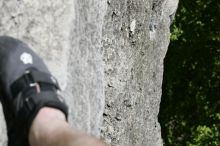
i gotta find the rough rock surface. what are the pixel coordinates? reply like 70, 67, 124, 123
0, 0, 178, 146
101, 0, 178, 145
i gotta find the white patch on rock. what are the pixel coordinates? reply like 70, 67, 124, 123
150, 30, 156, 41
130, 20, 136, 34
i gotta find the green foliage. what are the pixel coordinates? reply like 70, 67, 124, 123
187, 125, 220, 146
159, 0, 220, 145
170, 25, 183, 41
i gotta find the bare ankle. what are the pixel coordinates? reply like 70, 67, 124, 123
28, 107, 108, 146
29, 107, 67, 146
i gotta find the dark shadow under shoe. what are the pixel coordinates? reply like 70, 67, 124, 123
0, 36, 68, 146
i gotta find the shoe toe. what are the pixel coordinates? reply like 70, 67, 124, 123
0, 36, 50, 99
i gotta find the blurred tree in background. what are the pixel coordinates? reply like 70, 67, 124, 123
159, 0, 220, 145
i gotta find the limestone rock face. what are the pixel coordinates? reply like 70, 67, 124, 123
0, 0, 178, 146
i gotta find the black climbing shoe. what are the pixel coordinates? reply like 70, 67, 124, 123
0, 36, 68, 146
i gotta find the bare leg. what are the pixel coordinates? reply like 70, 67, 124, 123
29, 107, 108, 146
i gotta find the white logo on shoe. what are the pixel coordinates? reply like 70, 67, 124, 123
20, 52, 33, 64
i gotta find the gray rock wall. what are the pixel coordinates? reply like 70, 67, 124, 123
0, 0, 178, 146
101, 0, 178, 145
